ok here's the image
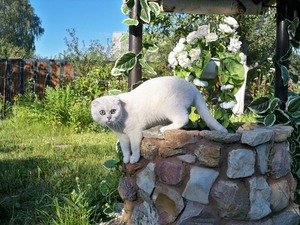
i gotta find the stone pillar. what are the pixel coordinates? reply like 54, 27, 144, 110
118, 124, 299, 225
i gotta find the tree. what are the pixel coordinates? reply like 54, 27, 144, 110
0, 0, 44, 58
60, 29, 111, 76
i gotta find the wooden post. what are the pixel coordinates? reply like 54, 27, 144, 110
275, 0, 291, 103
128, 0, 143, 90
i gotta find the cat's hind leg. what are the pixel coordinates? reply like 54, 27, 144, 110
115, 132, 131, 164
160, 109, 189, 133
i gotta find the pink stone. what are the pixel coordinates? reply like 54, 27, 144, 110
118, 176, 138, 201
156, 159, 186, 185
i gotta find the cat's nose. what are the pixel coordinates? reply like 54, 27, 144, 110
107, 116, 112, 121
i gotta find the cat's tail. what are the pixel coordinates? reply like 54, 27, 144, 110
194, 93, 228, 133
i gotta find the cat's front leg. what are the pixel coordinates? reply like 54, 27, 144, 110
115, 132, 131, 164
128, 130, 143, 164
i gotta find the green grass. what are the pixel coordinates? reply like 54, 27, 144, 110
0, 118, 119, 225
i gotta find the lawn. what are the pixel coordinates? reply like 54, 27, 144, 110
0, 118, 120, 225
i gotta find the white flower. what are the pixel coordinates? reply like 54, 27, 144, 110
220, 84, 234, 91
224, 16, 239, 29
197, 25, 210, 37
173, 42, 185, 53
189, 47, 201, 62
228, 37, 242, 53
177, 51, 191, 68
218, 24, 235, 34
178, 38, 186, 44
168, 51, 178, 67
186, 31, 198, 44
205, 33, 218, 43
220, 101, 236, 109
193, 78, 208, 87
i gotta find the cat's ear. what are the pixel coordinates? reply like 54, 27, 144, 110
91, 100, 100, 107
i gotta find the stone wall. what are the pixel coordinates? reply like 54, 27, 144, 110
118, 124, 300, 225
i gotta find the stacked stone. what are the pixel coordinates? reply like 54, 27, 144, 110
118, 124, 300, 225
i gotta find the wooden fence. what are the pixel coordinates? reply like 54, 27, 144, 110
0, 59, 76, 101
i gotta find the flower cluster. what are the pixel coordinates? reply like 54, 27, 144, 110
168, 16, 245, 131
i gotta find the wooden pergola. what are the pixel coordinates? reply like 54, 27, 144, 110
128, 0, 300, 103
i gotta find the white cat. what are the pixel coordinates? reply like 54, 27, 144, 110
91, 76, 227, 164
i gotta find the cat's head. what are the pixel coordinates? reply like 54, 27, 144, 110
91, 96, 123, 129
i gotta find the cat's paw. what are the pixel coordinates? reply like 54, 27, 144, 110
129, 155, 140, 164
159, 126, 167, 133
123, 156, 130, 164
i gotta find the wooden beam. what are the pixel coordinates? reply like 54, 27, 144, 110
158, 0, 264, 15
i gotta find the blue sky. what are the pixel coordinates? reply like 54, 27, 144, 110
29, 0, 127, 58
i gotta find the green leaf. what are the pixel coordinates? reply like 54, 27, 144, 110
286, 96, 300, 113
121, 0, 134, 15
148, 2, 161, 17
290, 111, 300, 118
263, 114, 276, 126
103, 159, 116, 170
248, 97, 270, 114
214, 108, 223, 120
223, 58, 245, 82
139, 58, 157, 75
99, 180, 110, 195
269, 98, 281, 113
256, 116, 265, 124
279, 45, 293, 62
293, 116, 300, 125
122, 18, 139, 26
120, 32, 129, 43
108, 89, 122, 95
121, 3, 130, 15
291, 39, 300, 48
288, 17, 299, 37
290, 73, 299, 84
274, 109, 290, 125
280, 65, 289, 86
139, 0, 151, 23
111, 67, 122, 76
114, 52, 137, 72
143, 43, 159, 52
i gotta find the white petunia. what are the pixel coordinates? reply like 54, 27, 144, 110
220, 101, 236, 109
189, 47, 201, 62
197, 25, 210, 37
178, 37, 186, 44
168, 51, 178, 67
224, 16, 239, 29
186, 31, 198, 44
177, 51, 191, 68
220, 84, 234, 91
218, 24, 235, 34
173, 42, 185, 53
205, 33, 218, 43
227, 37, 242, 53
193, 78, 208, 87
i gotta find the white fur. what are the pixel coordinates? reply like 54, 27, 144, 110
91, 76, 227, 164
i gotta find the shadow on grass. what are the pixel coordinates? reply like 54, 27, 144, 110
0, 157, 54, 224
0, 154, 121, 225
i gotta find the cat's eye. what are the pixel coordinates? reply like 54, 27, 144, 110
111, 109, 116, 114
99, 110, 106, 115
